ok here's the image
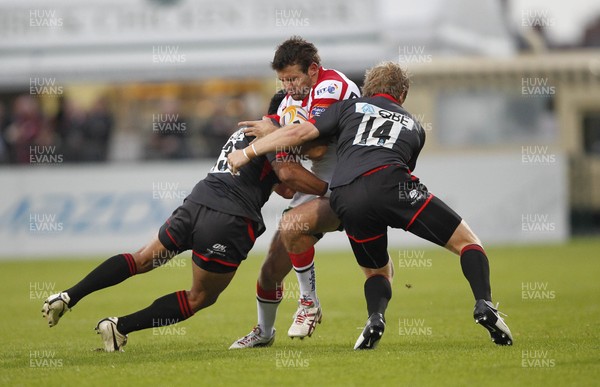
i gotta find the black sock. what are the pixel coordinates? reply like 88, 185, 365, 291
65, 254, 137, 307
460, 245, 492, 301
364, 275, 392, 318
117, 291, 194, 334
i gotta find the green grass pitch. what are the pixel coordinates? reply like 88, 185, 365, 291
1, 239, 599, 386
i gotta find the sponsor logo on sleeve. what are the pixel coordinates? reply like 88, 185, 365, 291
310, 105, 327, 117
314, 80, 342, 99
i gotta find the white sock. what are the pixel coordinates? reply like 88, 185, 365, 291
294, 263, 318, 305
256, 298, 279, 337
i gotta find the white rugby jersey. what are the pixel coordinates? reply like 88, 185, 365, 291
271, 67, 360, 206
275, 66, 360, 121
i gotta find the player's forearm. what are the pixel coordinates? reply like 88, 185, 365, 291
274, 162, 328, 196
251, 127, 300, 157
226, 123, 319, 174
249, 122, 318, 158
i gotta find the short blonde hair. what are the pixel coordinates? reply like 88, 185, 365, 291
361, 61, 409, 102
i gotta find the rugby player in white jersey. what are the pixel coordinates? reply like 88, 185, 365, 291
230, 36, 360, 348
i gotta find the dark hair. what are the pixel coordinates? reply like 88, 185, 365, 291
271, 36, 321, 73
267, 89, 287, 115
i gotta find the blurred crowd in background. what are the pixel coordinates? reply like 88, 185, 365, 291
0, 92, 259, 163
0, 95, 113, 163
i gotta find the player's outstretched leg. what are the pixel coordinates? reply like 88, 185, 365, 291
445, 221, 513, 345
97, 261, 236, 352
42, 236, 175, 328
406, 194, 513, 346
230, 231, 289, 349
280, 197, 340, 339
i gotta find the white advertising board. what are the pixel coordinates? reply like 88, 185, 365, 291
0, 152, 567, 259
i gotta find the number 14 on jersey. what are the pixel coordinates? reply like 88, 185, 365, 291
352, 102, 414, 149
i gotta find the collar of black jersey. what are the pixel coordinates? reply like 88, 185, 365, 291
373, 93, 400, 104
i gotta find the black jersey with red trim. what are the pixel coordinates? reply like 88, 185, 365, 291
311, 94, 426, 188
187, 128, 279, 234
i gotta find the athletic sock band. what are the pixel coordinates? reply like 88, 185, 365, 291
289, 246, 315, 271
461, 244, 486, 256
123, 253, 137, 276
176, 290, 193, 319
256, 281, 282, 304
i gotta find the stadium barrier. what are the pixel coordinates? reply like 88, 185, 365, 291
0, 152, 567, 259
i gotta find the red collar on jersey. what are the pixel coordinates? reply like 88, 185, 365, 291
305, 66, 326, 105
317, 65, 324, 79
373, 93, 400, 104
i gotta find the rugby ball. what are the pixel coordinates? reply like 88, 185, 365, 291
279, 105, 309, 126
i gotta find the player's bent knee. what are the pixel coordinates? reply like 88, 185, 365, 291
132, 237, 173, 273
132, 250, 155, 273
186, 290, 220, 312
446, 220, 482, 255
361, 261, 393, 282
279, 226, 300, 249
281, 233, 315, 255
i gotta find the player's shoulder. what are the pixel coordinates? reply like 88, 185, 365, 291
313, 68, 360, 99
318, 67, 353, 84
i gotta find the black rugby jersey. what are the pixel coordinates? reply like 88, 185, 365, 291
312, 94, 426, 188
187, 127, 279, 234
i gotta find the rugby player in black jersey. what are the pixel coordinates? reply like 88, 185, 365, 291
228, 62, 513, 350
41, 91, 329, 352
